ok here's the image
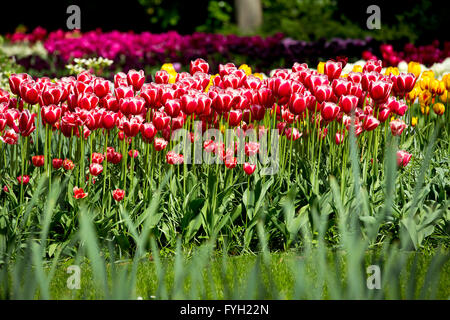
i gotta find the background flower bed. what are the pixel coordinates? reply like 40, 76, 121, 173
3, 28, 450, 79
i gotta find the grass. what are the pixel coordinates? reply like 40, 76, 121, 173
29, 249, 448, 300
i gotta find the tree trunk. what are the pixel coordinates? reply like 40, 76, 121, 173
235, 0, 263, 34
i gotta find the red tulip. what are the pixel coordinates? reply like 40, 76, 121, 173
41, 83, 65, 106
128, 149, 139, 158
288, 93, 308, 115
119, 96, 146, 115
52, 158, 63, 169
41, 105, 62, 125
391, 73, 416, 96
324, 60, 342, 81
78, 92, 99, 110
73, 186, 87, 199
314, 85, 333, 103
19, 80, 40, 105
166, 151, 184, 165
224, 156, 237, 169
63, 159, 75, 170
339, 95, 358, 114
89, 163, 103, 176
115, 85, 134, 100
113, 189, 125, 201
389, 119, 407, 136
93, 78, 110, 98
245, 141, 260, 157
9, 73, 32, 96
32, 155, 45, 167
369, 80, 393, 103
164, 99, 181, 118
335, 132, 344, 145
243, 162, 256, 175
101, 111, 118, 130
285, 127, 302, 141
190, 58, 209, 75
155, 70, 170, 84
154, 138, 168, 151
1, 129, 19, 145
377, 108, 391, 122
320, 102, 339, 121
114, 72, 128, 88
127, 69, 145, 91
17, 175, 30, 185
100, 93, 119, 112
362, 115, 380, 131
363, 59, 382, 73
152, 112, 170, 130
180, 94, 198, 115
227, 109, 242, 127
18, 109, 36, 137
91, 152, 105, 164
332, 79, 350, 97
396, 150, 412, 167
122, 117, 141, 137
140, 122, 157, 142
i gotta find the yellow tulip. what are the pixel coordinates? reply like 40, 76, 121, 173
411, 117, 418, 127
168, 72, 177, 84
441, 74, 450, 91
421, 70, 434, 79
407, 87, 420, 103
440, 90, 449, 103
239, 64, 252, 75
429, 79, 446, 96
420, 106, 430, 115
433, 102, 445, 116
419, 76, 431, 91
161, 63, 176, 74
419, 90, 432, 107
317, 62, 325, 74
352, 65, 363, 73
253, 73, 264, 80
408, 61, 421, 78
384, 67, 399, 76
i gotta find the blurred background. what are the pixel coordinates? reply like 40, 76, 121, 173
0, 0, 448, 78
2, 0, 447, 43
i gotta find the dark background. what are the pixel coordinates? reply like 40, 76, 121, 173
2, 0, 448, 43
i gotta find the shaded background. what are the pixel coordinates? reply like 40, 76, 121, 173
2, 0, 448, 44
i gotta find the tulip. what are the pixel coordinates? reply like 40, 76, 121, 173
377, 108, 391, 122
243, 162, 256, 175
389, 119, 407, 136
332, 79, 350, 97
152, 112, 170, 131
154, 138, 168, 151
227, 109, 242, 127
127, 69, 145, 91
363, 59, 382, 73
397, 150, 412, 167
285, 127, 302, 141
63, 159, 75, 170
9, 73, 32, 95
339, 95, 358, 114
314, 85, 333, 103
17, 175, 30, 185
113, 189, 125, 201
128, 149, 139, 158
78, 92, 99, 110
115, 85, 134, 100
320, 102, 339, 121
41, 83, 65, 106
89, 163, 103, 176
1, 129, 19, 145
245, 142, 260, 157
224, 156, 237, 169
363, 115, 380, 131
190, 58, 209, 75
324, 60, 342, 81
41, 105, 62, 125
249, 104, 266, 121
391, 73, 416, 96
166, 151, 184, 165
288, 93, 308, 115
19, 80, 40, 105
52, 158, 63, 169
335, 132, 344, 145
91, 152, 105, 164
101, 111, 118, 130
164, 99, 181, 118
122, 117, 142, 137
18, 110, 36, 137
32, 155, 45, 167
119, 96, 146, 115
73, 186, 88, 199
433, 102, 445, 116
93, 78, 110, 98
369, 80, 393, 103
140, 122, 157, 142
